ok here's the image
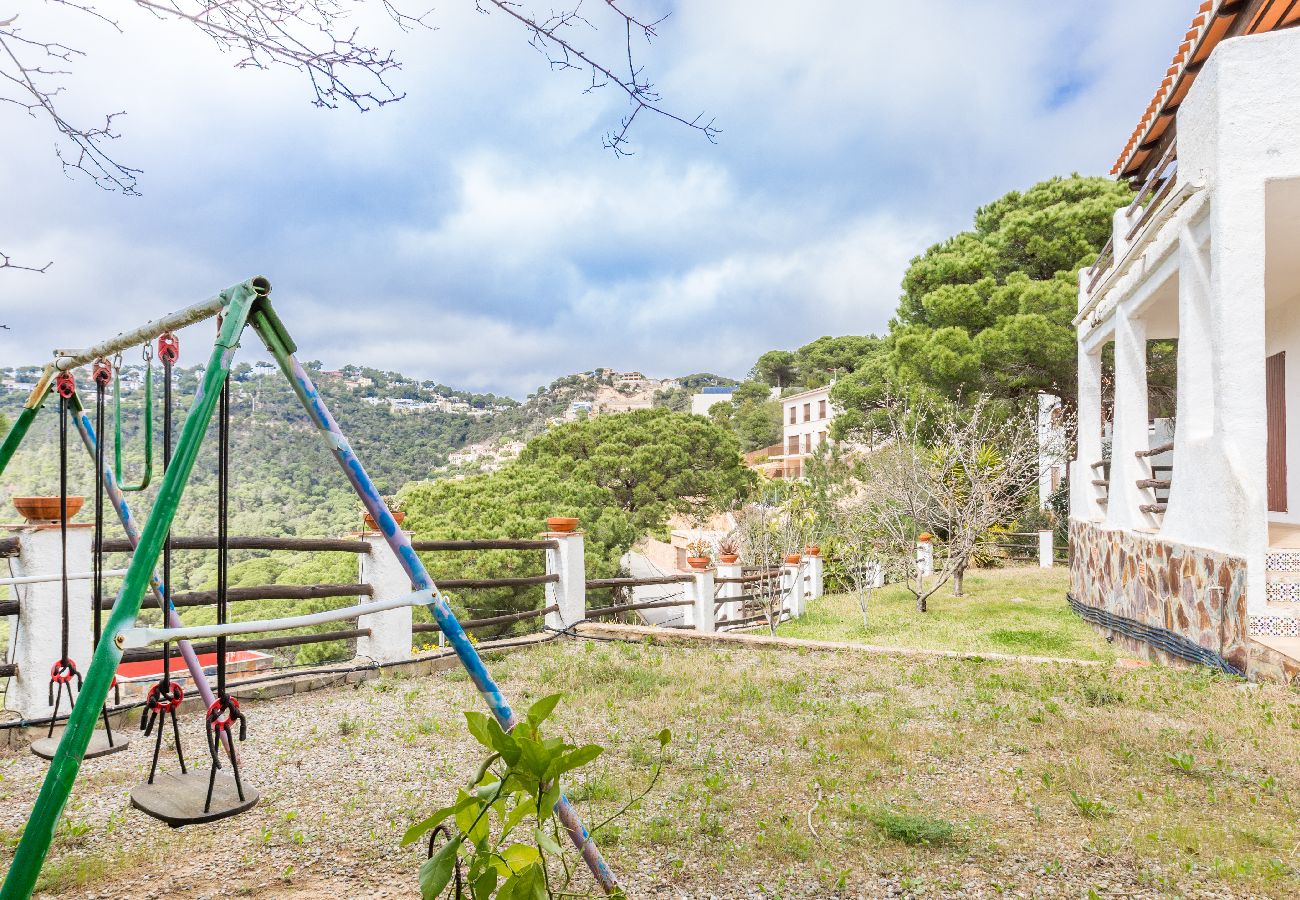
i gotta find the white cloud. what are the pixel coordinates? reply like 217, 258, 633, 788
0, 0, 1196, 394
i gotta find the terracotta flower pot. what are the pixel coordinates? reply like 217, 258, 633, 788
718, 553, 739, 565
363, 510, 406, 531
917, 532, 933, 542
547, 516, 579, 533
13, 496, 83, 523
785, 552, 802, 564
804, 545, 821, 557
686, 556, 712, 570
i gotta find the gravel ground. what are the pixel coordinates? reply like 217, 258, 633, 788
0, 637, 1297, 899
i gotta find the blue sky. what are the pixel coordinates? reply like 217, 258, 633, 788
0, 1, 1193, 397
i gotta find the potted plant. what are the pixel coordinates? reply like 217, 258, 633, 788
363, 495, 405, 531
784, 551, 803, 564
804, 543, 821, 557
685, 538, 712, 570
717, 538, 740, 565
546, 515, 580, 533
12, 496, 84, 523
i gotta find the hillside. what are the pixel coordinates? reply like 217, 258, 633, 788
0, 362, 737, 593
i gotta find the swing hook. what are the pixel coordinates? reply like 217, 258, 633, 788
54, 372, 76, 399
157, 333, 179, 365
92, 358, 112, 387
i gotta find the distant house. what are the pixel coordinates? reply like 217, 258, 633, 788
766, 385, 834, 480
690, 386, 735, 416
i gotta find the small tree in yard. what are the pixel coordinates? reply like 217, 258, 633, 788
857, 394, 1043, 611
825, 491, 885, 629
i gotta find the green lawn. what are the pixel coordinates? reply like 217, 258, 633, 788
778, 566, 1118, 662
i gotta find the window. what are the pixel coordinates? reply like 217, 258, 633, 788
787, 436, 799, 455
803, 433, 812, 453
789, 406, 797, 424
819, 431, 827, 446
819, 400, 827, 419
803, 402, 811, 422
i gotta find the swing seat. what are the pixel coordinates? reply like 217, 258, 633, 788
30, 729, 129, 761
130, 770, 259, 827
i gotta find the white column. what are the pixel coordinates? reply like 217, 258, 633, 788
782, 562, 805, 619
1038, 531, 1053, 568
4, 525, 94, 719
544, 531, 586, 630
715, 562, 743, 622
1107, 313, 1149, 530
806, 555, 824, 600
1073, 345, 1105, 521
691, 567, 715, 633
357, 534, 413, 664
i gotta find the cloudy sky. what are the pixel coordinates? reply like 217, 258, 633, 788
1, 1, 1193, 396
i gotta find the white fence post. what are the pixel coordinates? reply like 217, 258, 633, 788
691, 567, 716, 633
545, 529, 586, 630
4, 524, 95, 719
1038, 530, 1054, 568
715, 562, 742, 623
358, 533, 414, 663
783, 561, 806, 620
807, 554, 824, 601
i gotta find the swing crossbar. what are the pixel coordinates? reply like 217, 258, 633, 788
50, 277, 268, 372
121, 588, 435, 648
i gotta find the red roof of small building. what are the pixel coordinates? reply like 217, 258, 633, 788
1113, 0, 1300, 179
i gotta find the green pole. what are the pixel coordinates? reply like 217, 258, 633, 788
0, 373, 53, 479
0, 279, 264, 900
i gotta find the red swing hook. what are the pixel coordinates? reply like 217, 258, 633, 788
54, 372, 76, 399
206, 695, 245, 738
92, 358, 113, 387
145, 680, 184, 713
49, 658, 78, 684
157, 332, 180, 365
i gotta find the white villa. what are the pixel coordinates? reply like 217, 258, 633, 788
768, 384, 834, 481
1071, 0, 1300, 681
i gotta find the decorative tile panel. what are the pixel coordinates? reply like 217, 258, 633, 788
1248, 616, 1300, 637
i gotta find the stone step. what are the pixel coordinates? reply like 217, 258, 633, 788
1139, 503, 1167, 514
1136, 479, 1171, 490
1091, 479, 1109, 487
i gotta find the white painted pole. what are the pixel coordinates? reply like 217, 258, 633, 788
715, 562, 742, 623
691, 567, 716, 633
0, 569, 127, 587
1038, 531, 1054, 568
544, 528, 585, 630
357, 533, 415, 663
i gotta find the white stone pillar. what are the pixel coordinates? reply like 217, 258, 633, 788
691, 567, 715, 633
1073, 345, 1105, 520
715, 562, 742, 623
915, 540, 934, 577
1107, 313, 1149, 530
544, 530, 586, 630
357, 534, 414, 664
4, 524, 94, 719
806, 555, 824, 600
1038, 531, 1053, 568
782, 562, 805, 620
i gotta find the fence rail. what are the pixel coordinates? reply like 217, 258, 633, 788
585, 575, 694, 588
100, 535, 371, 554
586, 598, 694, 619
412, 605, 557, 634
411, 539, 558, 552
100, 583, 372, 611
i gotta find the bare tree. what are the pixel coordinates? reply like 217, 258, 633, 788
824, 491, 884, 629
1, 1, 717, 271
857, 394, 1044, 611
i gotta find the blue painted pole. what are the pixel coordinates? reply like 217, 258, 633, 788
249, 308, 619, 894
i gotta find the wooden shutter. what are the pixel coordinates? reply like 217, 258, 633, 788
1267, 351, 1287, 512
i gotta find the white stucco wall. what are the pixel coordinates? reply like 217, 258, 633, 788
1076, 26, 1300, 620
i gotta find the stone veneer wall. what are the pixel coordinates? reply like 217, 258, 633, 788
1069, 519, 1251, 673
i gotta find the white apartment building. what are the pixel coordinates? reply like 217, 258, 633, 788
771, 385, 833, 480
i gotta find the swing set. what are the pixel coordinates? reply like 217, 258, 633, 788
0, 278, 618, 899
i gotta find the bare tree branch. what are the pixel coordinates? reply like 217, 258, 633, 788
475, 0, 719, 156
0, 249, 53, 274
